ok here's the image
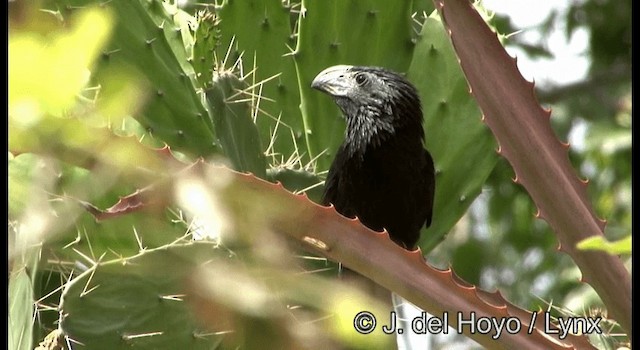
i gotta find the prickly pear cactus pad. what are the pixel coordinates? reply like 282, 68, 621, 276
205, 71, 267, 179
52, 0, 219, 157
59, 244, 224, 350
408, 13, 498, 251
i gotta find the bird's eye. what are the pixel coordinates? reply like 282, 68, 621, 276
354, 73, 368, 86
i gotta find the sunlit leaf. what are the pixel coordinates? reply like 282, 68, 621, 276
576, 235, 631, 255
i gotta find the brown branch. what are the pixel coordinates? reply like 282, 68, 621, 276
80, 162, 596, 349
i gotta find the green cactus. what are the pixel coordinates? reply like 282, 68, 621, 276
408, 14, 498, 251
58, 243, 224, 350
212, 1, 303, 166
205, 70, 267, 178
192, 10, 221, 89
34, 0, 500, 269
9, 217, 39, 350
266, 167, 324, 203
101, 0, 218, 157
51, 0, 219, 158
49, 0, 277, 177
15, 0, 527, 347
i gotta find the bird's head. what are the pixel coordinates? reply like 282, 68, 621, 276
311, 65, 424, 154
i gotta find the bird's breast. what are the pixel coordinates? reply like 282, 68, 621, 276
331, 140, 428, 247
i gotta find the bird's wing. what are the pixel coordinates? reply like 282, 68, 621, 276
321, 153, 341, 206
423, 149, 436, 228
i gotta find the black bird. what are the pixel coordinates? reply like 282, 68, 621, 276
311, 65, 435, 250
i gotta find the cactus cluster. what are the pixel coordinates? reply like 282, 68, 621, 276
10, 0, 537, 348
94, 0, 219, 157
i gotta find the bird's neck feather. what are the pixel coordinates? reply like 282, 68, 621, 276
343, 110, 424, 159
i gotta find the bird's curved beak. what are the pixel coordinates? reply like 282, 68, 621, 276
311, 65, 354, 97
